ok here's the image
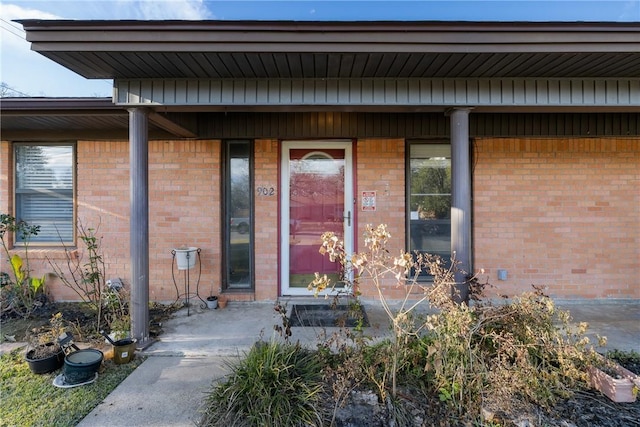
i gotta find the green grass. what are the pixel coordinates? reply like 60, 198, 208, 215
0, 347, 143, 427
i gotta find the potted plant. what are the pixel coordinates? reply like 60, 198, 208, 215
103, 282, 131, 341
24, 312, 66, 374
206, 295, 218, 309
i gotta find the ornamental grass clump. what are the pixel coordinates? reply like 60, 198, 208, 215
200, 340, 325, 427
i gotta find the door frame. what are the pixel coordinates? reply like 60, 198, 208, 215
280, 140, 355, 296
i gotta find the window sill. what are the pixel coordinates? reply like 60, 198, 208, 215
7, 247, 77, 261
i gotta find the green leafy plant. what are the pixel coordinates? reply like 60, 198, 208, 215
0, 213, 45, 318
606, 349, 640, 375
201, 340, 325, 427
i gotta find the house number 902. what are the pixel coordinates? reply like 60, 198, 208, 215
257, 187, 275, 196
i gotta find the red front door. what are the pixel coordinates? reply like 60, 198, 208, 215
281, 141, 354, 295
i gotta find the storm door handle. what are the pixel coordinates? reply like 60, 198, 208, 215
344, 211, 351, 226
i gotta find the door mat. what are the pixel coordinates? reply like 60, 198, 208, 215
289, 304, 369, 328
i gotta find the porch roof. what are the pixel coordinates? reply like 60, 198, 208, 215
16, 20, 640, 80
0, 98, 196, 140
4, 20, 639, 140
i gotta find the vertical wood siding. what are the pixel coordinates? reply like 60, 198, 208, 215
116, 78, 640, 108
192, 112, 639, 139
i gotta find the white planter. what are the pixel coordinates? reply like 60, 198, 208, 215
174, 247, 198, 270
206, 296, 218, 309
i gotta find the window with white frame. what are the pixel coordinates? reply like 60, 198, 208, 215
14, 144, 75, 244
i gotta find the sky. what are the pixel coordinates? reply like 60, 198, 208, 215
1, 0, 639, 98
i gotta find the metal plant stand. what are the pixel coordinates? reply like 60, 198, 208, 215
171, 247, 205, 316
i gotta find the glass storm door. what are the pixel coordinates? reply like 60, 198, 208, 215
281, 141, 353, 296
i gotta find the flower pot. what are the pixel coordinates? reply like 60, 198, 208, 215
588, 356, 640, 403
174, 247, 198, 270
25, 343, 65, 374
206, 296, 218, 309
112, 338, 137, 365
218, 298, 227, 309
63, 349, 103, 385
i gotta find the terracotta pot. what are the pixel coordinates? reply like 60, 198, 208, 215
588, 356, 640, 403
218, 298, 227, 309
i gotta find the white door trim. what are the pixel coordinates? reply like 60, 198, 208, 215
280, 140, 354, 296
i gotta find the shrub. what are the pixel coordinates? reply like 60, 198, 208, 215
311, 224, 595, 423
47, 222, 129, 337
201, 340, 325, 427
423, 287, 595, 420
205, 224, 600, 425
0, 214, 45, 318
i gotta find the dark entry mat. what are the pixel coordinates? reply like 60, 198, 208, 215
289, 304, 369, 328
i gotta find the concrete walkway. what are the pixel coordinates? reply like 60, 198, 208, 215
7, 299, 637, 427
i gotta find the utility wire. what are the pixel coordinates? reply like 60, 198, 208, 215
0, 18, 25, 34
0, 21, 26, 40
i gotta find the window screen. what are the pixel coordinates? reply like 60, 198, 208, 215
15, 144, 74, 243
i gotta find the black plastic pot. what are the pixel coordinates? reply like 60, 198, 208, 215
63, 349, 103, 385
25, 343, 65, 374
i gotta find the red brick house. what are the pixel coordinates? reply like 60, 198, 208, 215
1, 20, 638, 342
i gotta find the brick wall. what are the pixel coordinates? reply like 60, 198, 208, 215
250, 138, 409, 301
254, 139, 279, 300
356, 138, 409, 300
4, 136, 637, 303
11, 140, 222, 302
474, 137, 640, 299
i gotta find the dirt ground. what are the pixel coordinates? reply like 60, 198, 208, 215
0, 301, 175, 345
3, 302, 639, 427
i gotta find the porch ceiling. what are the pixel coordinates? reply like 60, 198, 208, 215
17, 20, 640, 80
0, 98, 186, 140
